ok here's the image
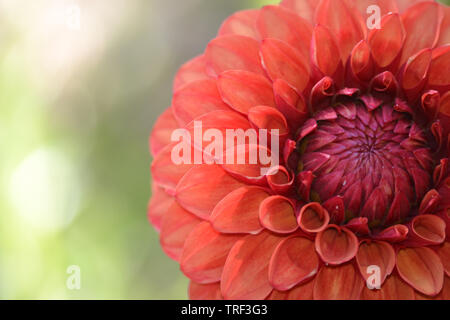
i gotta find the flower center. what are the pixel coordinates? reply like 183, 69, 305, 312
297, 98, 433, 228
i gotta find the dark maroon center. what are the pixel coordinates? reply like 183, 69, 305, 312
298, 98, 433, 227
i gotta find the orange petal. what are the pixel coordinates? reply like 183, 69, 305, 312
266, 289, 288, 300
280, 0, 319, 23
313, 263, 364, 300
147, 186, 174, 232
218, 9, 261, 41
217, 71, 275, 114
400, 2, 443, 66
221, 231, 283, 300
205, 35, 264, 76
401, 48, 432, 97
189, 281, 223, 300
181, 222, 240, 283
257, 5, 312, 59
175, 164, 244, 220
259, 196, 297, 234
150, 107, 180, 156
315, 0, 364, 61
297, 202, 330, 233
436, 242, 450, 277
397, 247, 444, 296
269, 236, 319, 291
315, 225, 359, 265
361, 273, 415, 300
368, 13, 405, 69
287, 278, 315, 299
173, 55, 209, 92
210, 186, 269, 234
350, 40, 374, 82
172, 79, 229, 126
311, 25, 342, 77
260, 38, 310, 92
356, 241, 395, 286
409, 214, 446, 245
160, 201, 202, 261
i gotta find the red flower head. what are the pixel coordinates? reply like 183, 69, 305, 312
149, 0, 450, 300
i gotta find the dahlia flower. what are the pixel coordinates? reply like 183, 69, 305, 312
148, 0, 450, 300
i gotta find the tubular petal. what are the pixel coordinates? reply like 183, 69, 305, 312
218, 71, 276, 114
189, 282, 223, 300
260, 38, 310, 92
259, 196, 298, 234
218, 9, 261, 40
160, 201, 202, 261
356, 241, 395, 286
210, 186, 269, 234
175, 165, 244, 220
297, 202, 330, 233
269, 236, 319, 291
315, 225, 359, 265
313, 263, 364, 300
205, 35, 264, 76
181, 222, 241, 283
409, 214, 446, 245
221, 231, 283, 300
397, 247, 444, 296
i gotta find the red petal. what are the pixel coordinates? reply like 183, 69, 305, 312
436, 242, 450, 277
266, 290, 289, 300
400, 2, 443, 66
311, 25, 342, 78
401, 48, 432, 100
205, 35, 264, 76
397, 247, 444, 296
368, 13, 405, 69
280, 0, 319, 23
221, 231, 283, 300
259, 196, 298, 234
150, 108, 179, 156
147, 186, 174, 232
419, 189, 441, 215
297, 202, 330, 233
269, 236, 319, 291
350, 40, 374, 83
189, 281, 223, 300
313, 263, 364, 300
172, 79, 229, 126
266, 166, 294, 194
356, 241, 395, 286
151, 143, 194, 192
322, 196, 345, 225
361, 273, 415, 300
315, 0, 364, 61
181, 222, 240, 283
257, 5, 312, 59
218, 71, 275, 114
218, 9, 260, 41
160, 201, 202, 261
210, 186, 269, 234
315, 225, 359, 265
438, 5, 450, 46
345, 217, 370, 235
173, 55, 209, 92
428, 46, 450, 90
287, 279, 315, 299
248, 106, 289, 136
260, 38, 310, 92
175, 164, 244, 220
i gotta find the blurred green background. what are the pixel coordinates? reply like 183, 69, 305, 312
0, 0, 449, 299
